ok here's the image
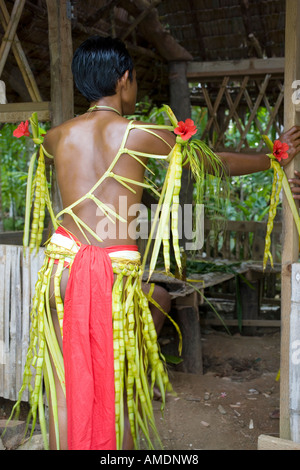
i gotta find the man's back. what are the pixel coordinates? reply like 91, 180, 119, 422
44, 110, 175, 247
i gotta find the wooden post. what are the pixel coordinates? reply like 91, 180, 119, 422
46, 0, 74, 214
290, 264, 300, 442
280, 0, 300, 441
169, 61, 203, 371
239, 274, 261, 336
174, 291, 203, 374
168, 61, 193, 244
169, 61, 191, 122
46, 0, 74, 126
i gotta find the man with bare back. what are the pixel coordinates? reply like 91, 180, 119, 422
13, 36, 300, 451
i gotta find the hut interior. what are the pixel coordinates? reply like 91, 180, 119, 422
1, 0, 300, 450
0, 0, 286, 120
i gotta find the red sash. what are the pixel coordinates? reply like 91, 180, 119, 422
60, 227, 137, 450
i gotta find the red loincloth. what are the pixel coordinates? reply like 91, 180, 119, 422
57, 227, 137, 450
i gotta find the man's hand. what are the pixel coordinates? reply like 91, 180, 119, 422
288, 170, 300, 200
278, 126, 300, 167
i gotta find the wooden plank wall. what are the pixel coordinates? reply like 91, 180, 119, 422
0, 245, 44, 401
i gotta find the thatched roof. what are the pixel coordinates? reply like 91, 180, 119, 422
1, 0, 286, 113
160, 0, 285, 61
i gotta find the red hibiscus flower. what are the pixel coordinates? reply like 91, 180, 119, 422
13, 120, 30, 138
174, 119, 197, 141
273, 139, 289, 162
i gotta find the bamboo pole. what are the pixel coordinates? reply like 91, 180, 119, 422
0, 0, 25, 77
0, 0, 42, 101
280, 0, 300, 441
237, 74, 270, 151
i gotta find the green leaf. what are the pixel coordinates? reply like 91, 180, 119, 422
164, 355, 183, 365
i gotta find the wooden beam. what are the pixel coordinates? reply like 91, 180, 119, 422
46, 0, 74, 215
119, 0, 193, 61
0, 102, 51, 123
248, 33, 264, 58
121, 0, 162, 41
280, 0, 300, 441
258, 434, 300, 450
46, 0, 74, 126
187, 58, 285, 79
0, 0, 25, 77
237, 74, 270, 151
201, 319, 281, 328
126, 42, 161, 61
0, 0, 42, 102
214, 76, 249, 148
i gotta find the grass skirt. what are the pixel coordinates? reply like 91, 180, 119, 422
4, 238, 172, 450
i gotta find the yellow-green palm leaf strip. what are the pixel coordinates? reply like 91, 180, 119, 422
23, 151, 37, 248
144, 146, 176, 279
262, 135, 300, 269
38, 371, 49, 450
44, 346, 60, 449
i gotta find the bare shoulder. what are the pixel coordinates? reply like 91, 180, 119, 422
43, 115, 82, 156
128, 119, 175, 156
43, 123, 63, 156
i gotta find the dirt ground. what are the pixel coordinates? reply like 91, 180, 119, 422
152, 328, 281, 451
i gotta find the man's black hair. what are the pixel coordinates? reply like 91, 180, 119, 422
71, 36, 134, 102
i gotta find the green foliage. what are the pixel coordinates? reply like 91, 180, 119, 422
0, 122, 49, 231
223, 106, 277, 221
0, 124, 33, 230
228, 170, 274, 221
225, 106, 277, 150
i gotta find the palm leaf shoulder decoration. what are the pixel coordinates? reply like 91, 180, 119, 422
13, 113, 57, 252
261, 135, 300, 270
143, 104, 229, 279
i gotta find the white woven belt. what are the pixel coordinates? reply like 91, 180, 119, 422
50, 233, 140, 261
50, 233, 80, 254
109, 250, 140, 261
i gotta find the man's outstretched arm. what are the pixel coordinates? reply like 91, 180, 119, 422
217, 126, 300, 176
